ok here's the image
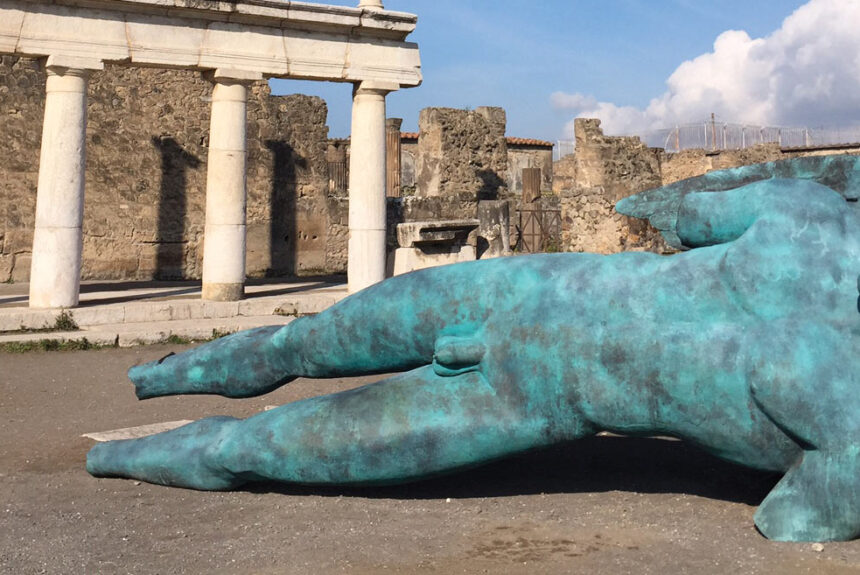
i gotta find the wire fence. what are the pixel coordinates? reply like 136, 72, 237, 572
554, 122, 860, 158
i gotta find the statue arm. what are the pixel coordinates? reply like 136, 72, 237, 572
616, 178, 849, 249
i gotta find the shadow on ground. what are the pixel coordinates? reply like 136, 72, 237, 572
245, 435, 780, 506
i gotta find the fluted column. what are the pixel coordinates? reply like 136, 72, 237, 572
347, 81, 397, 293
201, 69, 261, 301
29, 56, 103, 309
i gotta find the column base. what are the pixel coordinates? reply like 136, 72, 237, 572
202, 282, 244, 301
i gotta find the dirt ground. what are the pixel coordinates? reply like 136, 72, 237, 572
1, 345, 859, 575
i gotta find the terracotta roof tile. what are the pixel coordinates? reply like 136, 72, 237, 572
398, 133, 553, 147
506, 137, 554, 147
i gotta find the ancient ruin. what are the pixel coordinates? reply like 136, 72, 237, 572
0, 0, 422, 306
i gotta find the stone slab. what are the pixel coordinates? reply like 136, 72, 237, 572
396, 220, 479, 248
83, 420, 194, 442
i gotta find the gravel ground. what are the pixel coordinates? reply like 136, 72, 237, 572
1, 345, 858, 574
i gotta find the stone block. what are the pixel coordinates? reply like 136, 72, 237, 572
4, 228, 33, 254
202, 301, 240, 319
124, 302, 173, 324
126, 16, 206, 68
391, 245, 476, 276
10, 253, 30, 283
477, 200, 511, 259
396, 220, 478, 249
0, 7, 24, 53
0, 254, 13, 282
72, 306, 126, 327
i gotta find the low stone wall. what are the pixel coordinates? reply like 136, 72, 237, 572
661, 143, 860, 184
0, 57, 339, 283
660, 144, 784, 185
560, 187, 664, 254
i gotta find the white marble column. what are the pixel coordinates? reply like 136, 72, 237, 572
29, 57, 103, 309
201, 69, 261, 301
347, 81, 397, 293
358, 0, 384, 8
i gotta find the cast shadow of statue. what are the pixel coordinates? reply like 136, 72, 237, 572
265, 140, 307, 277
244, 435, 779, 506
152, 136, 200, 280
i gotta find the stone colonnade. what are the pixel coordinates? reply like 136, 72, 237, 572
20, 0, 406, 308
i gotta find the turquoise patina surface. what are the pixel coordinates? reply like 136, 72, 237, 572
87, 155, 860, 542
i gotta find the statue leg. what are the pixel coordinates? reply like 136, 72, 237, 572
129, 264, 503, 400
750, 327, 860, 541
88, 365, 593, 489
754, 449, 860, 542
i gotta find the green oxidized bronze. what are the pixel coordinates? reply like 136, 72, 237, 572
87, 155, 860, 542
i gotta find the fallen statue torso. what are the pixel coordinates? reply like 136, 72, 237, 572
87, 156, 860, 542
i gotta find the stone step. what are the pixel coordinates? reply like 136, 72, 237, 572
0, 292, 344, 332
0, 314, 298, 347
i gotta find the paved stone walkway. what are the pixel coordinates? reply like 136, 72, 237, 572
0, 277, 347, 346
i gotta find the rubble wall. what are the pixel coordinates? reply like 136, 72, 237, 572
555, 119, 668, 254
416, 107, 508, 199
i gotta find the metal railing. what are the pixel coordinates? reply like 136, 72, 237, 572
555, 122, 860, 157
640, 121, 860, 153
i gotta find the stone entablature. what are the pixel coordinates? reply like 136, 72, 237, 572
0, 0, 421, 87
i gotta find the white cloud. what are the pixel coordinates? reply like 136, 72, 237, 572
552, 0, 860, 137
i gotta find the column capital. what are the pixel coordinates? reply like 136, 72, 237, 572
44, 54, 104, 76
354, 80, 399, 97
358, 0, 384, 9
205, 68, 264, 85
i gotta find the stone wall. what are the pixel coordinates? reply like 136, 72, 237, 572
660, 143, 860, 184
507, 143, 553, 195
554, 119, 668, 254
0, 56, 43, 282
416, 107, 509, 199
0, 56, 338, 283
551, 118, 860, 256
660, 144, 784, 185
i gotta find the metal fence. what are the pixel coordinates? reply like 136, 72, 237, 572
642, 122, 860, 153
554, 123, 860, 158
554, 140, 576, 161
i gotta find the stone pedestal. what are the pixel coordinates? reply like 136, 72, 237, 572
201, 70, 260, 301
29, 58, 102, 308
477, 200, 512, 259
347, 81, 397, 293
390, 220, 479, 276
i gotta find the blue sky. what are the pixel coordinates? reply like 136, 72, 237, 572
271, 0, 849, 141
